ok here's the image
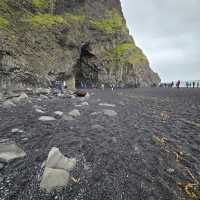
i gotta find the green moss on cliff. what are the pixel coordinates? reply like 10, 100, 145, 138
23, 13, 66, 27
32, 0, 49, 9
105, 42, 133, 61
90, 9, 126, 34
0, 16, 9, 29
64, 13, 86, 24
103, 41, 148, 72
128, 47, 147, 65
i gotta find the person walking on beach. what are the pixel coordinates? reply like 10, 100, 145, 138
186, 82, 189, 88
171, 81, 174, 88
111, 84, 114, 91
193, 81, 195, 88
101, 83, 105, 90
176, 80, 180, 88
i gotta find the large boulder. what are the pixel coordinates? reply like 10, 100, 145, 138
40, 167, 70, 193
0, 142, 26, 163
45, 147, 76, 171
40, 147, 76, 192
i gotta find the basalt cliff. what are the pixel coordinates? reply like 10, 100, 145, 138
0, 0, 160, 89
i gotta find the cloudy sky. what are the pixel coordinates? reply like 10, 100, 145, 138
120, 0, 200, 82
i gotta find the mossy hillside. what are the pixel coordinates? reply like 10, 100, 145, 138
23, 13, 66, 27
90, 9, 128, 34
64, 13, 86, 24
32, 0, 49, 9
0, 16, 9, 29
102, 41, 148, 72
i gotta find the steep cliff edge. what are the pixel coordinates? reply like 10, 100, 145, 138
0, 0, 160, 89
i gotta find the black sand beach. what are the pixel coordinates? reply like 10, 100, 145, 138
0, 88, 200, 200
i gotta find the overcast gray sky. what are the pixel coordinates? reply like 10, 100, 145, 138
120, 0, 200, 82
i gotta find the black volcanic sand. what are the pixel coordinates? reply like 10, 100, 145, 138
0, 88, 200, 200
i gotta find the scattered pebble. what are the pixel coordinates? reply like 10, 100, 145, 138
69, 109, 80, 118
39, 116, 56, 121
103, 109, 117, 117
99, 103, 116, 107
11, 128, 24, 133
167, 168, 175, 173
54, 111, 64, 117
35, 108, 45, 114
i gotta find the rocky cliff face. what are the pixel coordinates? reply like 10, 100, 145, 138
0, 0, 160, 89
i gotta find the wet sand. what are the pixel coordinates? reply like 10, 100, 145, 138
0, 88, 200, 200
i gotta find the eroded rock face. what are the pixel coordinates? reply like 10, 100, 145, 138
40, 147, 76, 192
0, 0, 160, 90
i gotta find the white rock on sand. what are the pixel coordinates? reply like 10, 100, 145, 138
75, 102, 89, 107
99, 103, 116, 107
0, 142, 26, 163
103, 109, 117, 117
90, 111, 102, 116
62, 115, 74, 121
0, 163, 4, 170
35, 108, 45, 114
39, 116, 56, 121
12, 93, 29, 103
68, 109, 80, 118
91, 124, 104, 130
2, 100, 16, 109
40, 147, 76, 192
54, 111, 64, 117
11, 128, 24, 133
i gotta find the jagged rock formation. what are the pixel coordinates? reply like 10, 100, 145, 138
0, 0, 160, 89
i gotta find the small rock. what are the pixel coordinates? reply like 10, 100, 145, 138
0, 142, 26, 163
91, 125, 104, 130
40, 95, 49, 100
2, 100, 16, 109
75, 102, 89, 107
0, 93, 3, 100
119, 101, 125, 106
35, 108, 45, 114
12, 93, 29, 103
0, 163, 4, 170
99, 103, 116, 107
90, 111, 102, 116
62, 115, 74, 121
81, 102, 89, 106
39, 116, 56, 121
11, 128, 24, 133
69, 109, 80, 118
103, 109, 117, 117
54, 111, 63, 117
112, 137, 117, 143
35, 88, 51, 95
167, 168, 175, 173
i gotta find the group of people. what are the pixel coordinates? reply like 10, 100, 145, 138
186, 81, 199, 88
160, 80, 200, 89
